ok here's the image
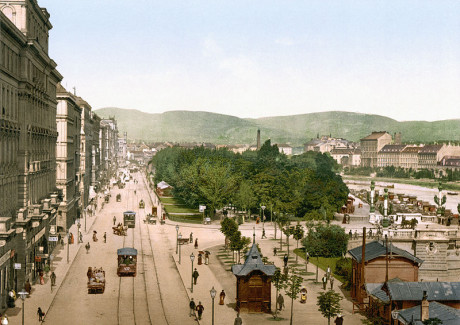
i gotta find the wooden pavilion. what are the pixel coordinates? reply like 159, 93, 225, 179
232, 242, 276, 313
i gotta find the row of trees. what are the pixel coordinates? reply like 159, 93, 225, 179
151, 140, 349, 220
345, 166, 460, 181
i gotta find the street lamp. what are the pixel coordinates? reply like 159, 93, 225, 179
190, 253, 195, 292
176, 225, 179, 254
210, 286, 217, 325
66, 231, 70, 263
18, 289, 28, 325
178, 233, 182, 264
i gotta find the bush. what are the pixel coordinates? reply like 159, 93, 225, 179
334, 257, 352, 289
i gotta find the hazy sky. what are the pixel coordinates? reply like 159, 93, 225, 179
40, 0, 460, 121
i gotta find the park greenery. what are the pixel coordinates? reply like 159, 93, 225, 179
302, 224, 349, 258
151, 140, 349, 220
345, 165, 460, 181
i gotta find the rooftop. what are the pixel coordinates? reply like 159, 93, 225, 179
398, 301, 460, 325
348, 240, 423, 265
232, 243, 276, 277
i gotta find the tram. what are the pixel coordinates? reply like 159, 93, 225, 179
123, 210, 136, 228
117, 247, 137, 276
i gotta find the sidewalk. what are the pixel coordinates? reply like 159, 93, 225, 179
5, 195, 104, 325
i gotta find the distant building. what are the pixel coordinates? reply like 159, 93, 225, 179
377, 144, 407, 167
418, 145, 446, 170
330, 148, 361, 167
400, 145, 423, 169
360, 131, 393, 167
276, 143, 292, 155
304, 136, 354, 154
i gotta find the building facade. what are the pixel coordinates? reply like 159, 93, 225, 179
0, 0, 63, 309
360, 132, 393, 167
56, 84, 81, 232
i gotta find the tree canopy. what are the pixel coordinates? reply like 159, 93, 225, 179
151, 142, 349, 218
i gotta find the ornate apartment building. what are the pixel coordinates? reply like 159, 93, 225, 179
0, 0, 63, 307
100, 118, 118, 186
56, 84, 81, 232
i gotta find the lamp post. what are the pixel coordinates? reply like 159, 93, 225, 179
261, 205, 266, 230
77, 221, 81, 243
18, 289, 28, 325
178, 233, 182, 264
66, 231, 70, 263
190, 253, 195, 292
210, 286, 217, 325
175, 225, 179, 254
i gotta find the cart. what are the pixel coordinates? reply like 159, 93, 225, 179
88, 268, 106, 294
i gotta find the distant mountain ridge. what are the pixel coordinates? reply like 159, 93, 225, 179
94, 107, 460, 146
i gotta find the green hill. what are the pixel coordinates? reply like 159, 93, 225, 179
94, 108, 460, 145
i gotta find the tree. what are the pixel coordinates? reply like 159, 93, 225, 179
234, 179, 257, 221
272, 268, 288, 320
302, 224, 348, 258
220, 217, 238, 250
292, 224, 305, 263
422, 318, 443, 325
282, 226, 294, 259
229, 231, 250, 263
317, 290, 343, 325
277, 215, 290, 251
285, 275, 303, 325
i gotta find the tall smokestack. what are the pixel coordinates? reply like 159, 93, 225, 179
257, 129, 261, 150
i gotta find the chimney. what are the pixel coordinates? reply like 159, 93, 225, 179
257, 129, 261, 150
420, 290, 429, 321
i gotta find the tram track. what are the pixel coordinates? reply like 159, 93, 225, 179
117, 180, 137, 325
140, 173, 170, 325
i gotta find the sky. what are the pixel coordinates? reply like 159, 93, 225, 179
40, 0, 460, 121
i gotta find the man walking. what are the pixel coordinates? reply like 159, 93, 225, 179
103, 232, 107, 243
283, 254, 288, 267
192, 268, 199, 285
189, 298, 196, 317
261, 228, 266, 239
50, 272, 56, 287
85, 242, 90, 254
330, 277, 335, 290
234, 312, 243, 325
276, 293, 284, 311
322, 275, 328, 290
196, 301, 204, 320
37, 307, 45, 322
113, 216, 116, 225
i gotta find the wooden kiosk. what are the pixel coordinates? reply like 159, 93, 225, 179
232, 242, 276, 313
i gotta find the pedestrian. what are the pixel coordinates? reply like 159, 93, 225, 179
273, 247, 277, 256
24, 279, 31, 294
283, 254, 288, 267
113, 216, 116, 225
334, 314, 344, 325
87, 267, 93, 281
306, 251, 310, 263
189, 232, 193, 243
198, 252, 203, 265
37, 307, 45, 321
103, 232, 107, 243
348, 229, 352, 239
330, 277, 334, 290
85, 242, 90, 253
189, 298, 196, 317
50, 272, 56, 286
196, 301, 204, 320
276, 293, 284, 311
234, 312, 243, 325
322, 275, 328, 290
261, 228, 266, 239
326, 265, 331, 279
79, 232, 83, 243
194, 238, 198, 249
192, 268, 199, 285
219, 289, 226, 305
354, 230, 358, 239
1, 314, 8, 325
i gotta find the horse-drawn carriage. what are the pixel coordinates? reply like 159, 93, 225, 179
117, 247, 137, 276
87, 267, 106, 294
139, 199, 145, 209
144, 214, 156, 224
112, 224, 127, 236
116, 194, 121, 202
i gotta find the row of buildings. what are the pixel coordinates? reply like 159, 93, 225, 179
0, 0, 121, 311
360, 131, 460, 170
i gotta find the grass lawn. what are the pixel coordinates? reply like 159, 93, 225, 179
293, 249, 347, 283
167, 214, 203, 224
164, 205, 199, 214
160, 197, 186, 204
